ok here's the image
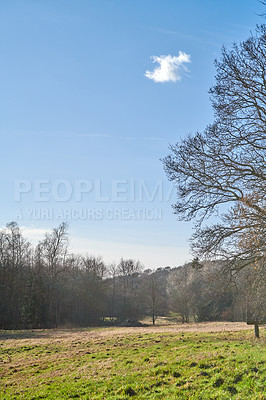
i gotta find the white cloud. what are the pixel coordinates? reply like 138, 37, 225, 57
20, 226, 48, 242
145, 52, 191, 83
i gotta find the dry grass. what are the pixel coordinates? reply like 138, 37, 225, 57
0, 322, 265, 399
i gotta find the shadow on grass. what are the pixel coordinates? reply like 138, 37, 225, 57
0, 329, 59, 340
0, 326, 102, 340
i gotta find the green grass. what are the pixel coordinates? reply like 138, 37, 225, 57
0, 327, 265, 399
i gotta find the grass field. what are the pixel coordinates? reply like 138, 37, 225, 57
0, 322, 265, 399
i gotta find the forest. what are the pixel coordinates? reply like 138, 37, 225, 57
0, 221, 264, 330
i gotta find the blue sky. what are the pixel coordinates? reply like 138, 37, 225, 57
0, 0, 262, 268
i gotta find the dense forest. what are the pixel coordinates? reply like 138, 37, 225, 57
0, 222, 264, 330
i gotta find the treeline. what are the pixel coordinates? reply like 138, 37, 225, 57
0, 222, 264, 329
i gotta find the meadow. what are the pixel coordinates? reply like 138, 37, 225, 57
0, 322, 265, 399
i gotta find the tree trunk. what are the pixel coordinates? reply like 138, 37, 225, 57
254, 323, 260, 339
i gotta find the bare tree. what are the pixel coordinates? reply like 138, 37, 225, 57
167, 266, 191, 323
117, 258, 143, 320
163, 26, 266, 336
107, 263, 119, 321
0, 222, 32, 328
82, 255, 107, 279
141, 271, 167, 325
37, 222, 69, 327
163, 26, 266, 271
